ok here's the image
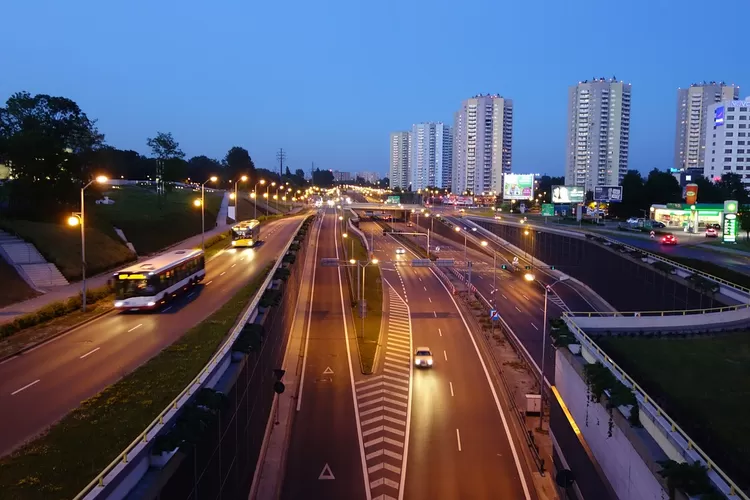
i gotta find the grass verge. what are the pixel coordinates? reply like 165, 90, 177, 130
0, 264, 273, 500
595, 332, 750, 490
0, 259, 39, 308
344, 228, 382, 373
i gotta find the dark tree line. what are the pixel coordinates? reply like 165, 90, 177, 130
0, 91, 307, 220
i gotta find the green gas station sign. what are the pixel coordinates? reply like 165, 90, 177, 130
724, 214, 738, 243
542, 203, 554, 217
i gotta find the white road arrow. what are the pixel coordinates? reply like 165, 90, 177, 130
318, 463, 335, 480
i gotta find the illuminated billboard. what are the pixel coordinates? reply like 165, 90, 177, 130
502, 174, 534, 200
551, 185, 584, 203
715, 106, 725, 126
594, 185, 624, 202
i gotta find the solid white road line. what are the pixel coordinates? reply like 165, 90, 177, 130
334, 215, 372, 500
531, 323, 538, 330
443, 350, 448, 361
11, 379, 40, 395
128, 324, 143, 333
450, 382, 454, 397
296, 215, 322, 412
456, 428, 462, 452
79, 347, 100, 359
429, 269, 532, 499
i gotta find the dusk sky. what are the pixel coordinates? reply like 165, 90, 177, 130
2, 0, 747, 178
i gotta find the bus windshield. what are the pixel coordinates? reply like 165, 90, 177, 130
115, 277, 158, 299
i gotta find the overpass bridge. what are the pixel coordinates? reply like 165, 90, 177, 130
347, 202, 423, 211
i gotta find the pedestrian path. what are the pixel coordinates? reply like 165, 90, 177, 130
353, 286, 412, 500
0, 230, 68, 289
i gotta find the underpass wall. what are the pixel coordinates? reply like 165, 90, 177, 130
142, 230, 308, 500
471, 220, 717, 312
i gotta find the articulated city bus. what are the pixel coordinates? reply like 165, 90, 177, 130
113, 249, 205, 311
231, 219, 261, 247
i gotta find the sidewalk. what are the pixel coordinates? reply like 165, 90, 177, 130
0, 224, 231, 325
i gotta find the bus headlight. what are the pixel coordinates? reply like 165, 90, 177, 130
231, 241, 236, 246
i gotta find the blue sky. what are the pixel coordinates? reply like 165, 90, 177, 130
2, 0, 747, 178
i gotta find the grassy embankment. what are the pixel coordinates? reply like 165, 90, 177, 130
0, 265, 273, 500
596, 332, 750, 491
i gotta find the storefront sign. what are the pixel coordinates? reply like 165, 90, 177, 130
724, 213, 737, 243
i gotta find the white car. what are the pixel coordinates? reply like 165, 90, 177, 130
414, 347, 433, 368
395, 247, 406, 255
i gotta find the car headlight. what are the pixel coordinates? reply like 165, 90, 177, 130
115, 301, 124, 308
427, 359, 433, 365
147, 301, 156, 307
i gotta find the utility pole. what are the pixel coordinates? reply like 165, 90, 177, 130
277, 148, 286, 179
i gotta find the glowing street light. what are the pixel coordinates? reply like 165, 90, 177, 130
201, 176, 218, 251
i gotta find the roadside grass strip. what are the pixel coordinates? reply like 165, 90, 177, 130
0, 265, 273, 500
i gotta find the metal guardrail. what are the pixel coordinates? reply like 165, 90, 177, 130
564, 303, 750, 318
75, 216, 308, 499
565, 319, 749, 499
468, 214, 750, 297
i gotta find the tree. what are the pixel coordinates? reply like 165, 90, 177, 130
87, 147, 155, 180
187, 156, 222, 183
0, 91, 104, 217
644, 168, 681, 207
146, 132, 184, 160
716, 172, 748, 205
311, 168, 334, 188
740, 211, 750, 241
693, 175, 723, 203
224, 146, 255, 182
609, 170, 645, 219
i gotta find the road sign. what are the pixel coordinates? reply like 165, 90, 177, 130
411, 259, 431, 267
274, 381, 285, 394
319, 463, 335, 480
541, 203, 554, 217
323, 366, 334, 375
512, 256, 519, 264
273, 369, 286, 380
490, 309, 501, 321
435, 246, 441, 252
435, 258, 454, 267
321, 258, 340, 267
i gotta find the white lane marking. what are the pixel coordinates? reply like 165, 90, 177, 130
424, 286, 427, 291
456, 428, 462, 451
220, 271, 226, 276
428, 297, 432, 303
438, 328, 442, 337
433, 311, 437, 318
539, 307, 545, 313
418, 277, 422, 281
163, 306, 172, 312
11, 379, 40, 395
531, 323, 538, 330
450, 382, 454, 397
297, 216, 322, 412
515, 306, 522, 313
79, 347, 100, 359
502, 294, 508, 300
522, 294, 530, 301
128, 324, 143, 333
232, 263, 236, 268
206, 280, 213, 285
443, 350, 448, 361
429, 268, 533, 499
334, 217, 372, 500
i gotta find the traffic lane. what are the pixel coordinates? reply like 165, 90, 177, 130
402, 267, 530, 500
281, 212, 365, 500
0, 217, 301, 456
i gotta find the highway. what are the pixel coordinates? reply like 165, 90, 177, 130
281, 209, 366, 499
370, 224, 535, 499
0, 216, 303, 457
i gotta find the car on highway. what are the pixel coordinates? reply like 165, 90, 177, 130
661, 234, 678, 245
395, 247, 406, 255
414, 347, 433, 368
651, 220, 666, 228
705, 226, 719, 238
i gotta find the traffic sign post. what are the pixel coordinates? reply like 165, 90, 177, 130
490, 309, 501, 321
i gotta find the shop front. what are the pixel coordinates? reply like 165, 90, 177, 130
650, 203, 724, 231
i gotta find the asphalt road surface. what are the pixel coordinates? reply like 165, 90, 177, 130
281, 209, 366, 500
0, 216, 303, 457
372, 228, 535, 499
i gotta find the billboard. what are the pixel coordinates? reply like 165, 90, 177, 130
551, 185, 584, 204
502, 174, 534, 200
594, 185, 623, 202
715, 106, 725, 126
385, 195, 400, 204
685, 183, 698, 205
444, 195, 473, 206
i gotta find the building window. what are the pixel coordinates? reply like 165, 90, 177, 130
728, 132, 734, 137
726, 141, 733, 145
725, 149, 732, 154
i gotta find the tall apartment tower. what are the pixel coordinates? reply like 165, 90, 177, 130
565, 78, 631, 191
389, 131, 411, 190
410, 122, 453, 191
452, 94, 513, 195
674, 82, 740, 170
703, 97, 750, 184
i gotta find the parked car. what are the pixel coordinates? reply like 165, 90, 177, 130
651, 221, 666, 228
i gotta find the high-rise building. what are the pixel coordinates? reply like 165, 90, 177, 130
703, 97, 750, 184
410, 122, 453, 191
674, 82, 739, 170
389, 132, 410, 189
356, 171, 379, 184
452, 94, 513, 195
564, 78, 631, 192
332, 171, 352, 182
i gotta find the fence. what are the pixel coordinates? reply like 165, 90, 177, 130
565, 318, 749, 499
564, 303, 750, 318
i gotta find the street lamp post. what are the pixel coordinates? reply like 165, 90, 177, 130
234, 175, 248, 221
524, 272, 569, 431
254, 179, 266, 219
68, 175, 108, 312
201, 176, 218, 251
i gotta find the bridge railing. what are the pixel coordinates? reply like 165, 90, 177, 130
563, 303, 750, 318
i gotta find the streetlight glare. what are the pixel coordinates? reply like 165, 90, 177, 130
349, 259, 356, 265
481, 241, 488, 247
95, 175, 108, 184
260, 179, 266, 185
343, 233, 348, 238
209, 176, 218, 182
338, 216, 344, 221
372, 258, 379, 265
229, 193, 236, 200
193, 199, 202, 207
454, 226, 460, 232
524, 273, 535, 282
524, 230, 529, 235
67, 215, 80, 227
240, 175, 248, 182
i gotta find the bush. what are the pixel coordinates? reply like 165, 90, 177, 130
283, 252, 297, 265
259, 289, 282, 308
289, 243, 301, 252
274, 268, 291, 282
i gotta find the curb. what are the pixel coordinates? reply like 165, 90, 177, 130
0, 307, 116, 364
